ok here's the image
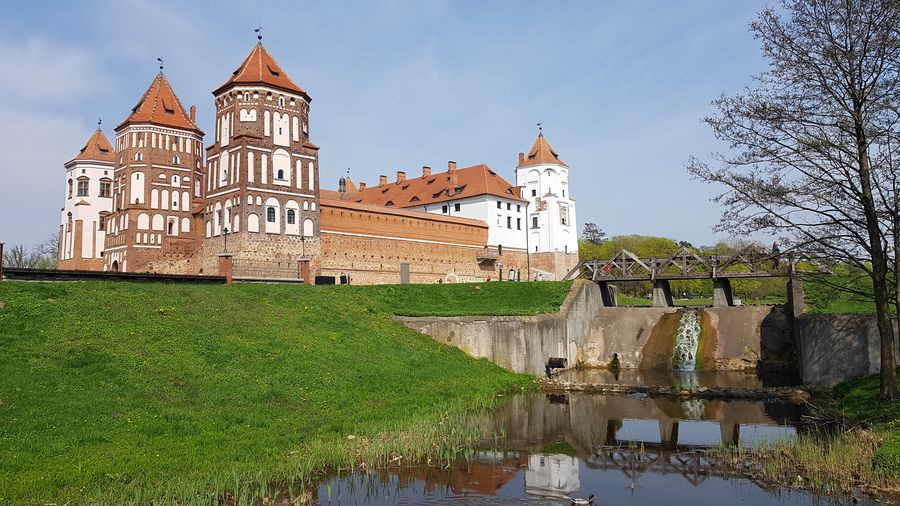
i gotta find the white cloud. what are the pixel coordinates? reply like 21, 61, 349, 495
0, 37, 105, 105
0, 109, 91, 248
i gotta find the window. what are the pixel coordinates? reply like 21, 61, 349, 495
454, 203, 460, 212
167, 221, 174, 235
267, 207, 276, 223
173, 155, 180, 164
531, 189, 536, 197
517, 205, 521, 212
498, 245, 503, 256
277, 169, 285, 180
287, 209, 296, 224
517, 218, 521, 230
507, 216, 512, 229
441, 205, 448, 214
68, 179, 73, 198
279, 96, 285, 106
507, 203, 511, 210
135, 152, 143, 161
98, 217, 106, 231
100, 181, 112, 198
532, 216, 539, 228
496, 201, 501, 209
243, 92, 250, 101
77, 180, 89, 197
562, 190, 566, 197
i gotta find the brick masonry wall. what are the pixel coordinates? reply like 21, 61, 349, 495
529, 252, 579, 280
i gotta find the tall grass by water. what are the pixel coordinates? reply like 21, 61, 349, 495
0, 281, 566, 504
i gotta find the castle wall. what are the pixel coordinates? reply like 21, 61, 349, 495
318, 198, 528, 284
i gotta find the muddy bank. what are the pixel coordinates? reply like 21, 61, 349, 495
539, 378, 811, 402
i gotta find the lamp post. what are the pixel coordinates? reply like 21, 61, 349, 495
0, 241, 5, 281
223, 226, 229, 253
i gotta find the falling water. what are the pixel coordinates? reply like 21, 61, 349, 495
671, 310, 701, 371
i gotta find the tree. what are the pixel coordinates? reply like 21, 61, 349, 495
688, 0, 900, 398
2, 234, 59, 270
581, 223, 607, 244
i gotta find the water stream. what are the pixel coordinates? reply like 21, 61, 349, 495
671, 310, 701, 371
310, 390, 880, 505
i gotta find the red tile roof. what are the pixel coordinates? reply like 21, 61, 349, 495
517, 133, 568, 168
73, 129, 115, 162
346, 163, 525, 208
214, 43, 308, 99
117, 73, 201, 133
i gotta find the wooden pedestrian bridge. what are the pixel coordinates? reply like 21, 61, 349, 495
563, 247, 826, 308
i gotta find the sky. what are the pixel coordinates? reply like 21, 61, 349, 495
0, 0, 773, 250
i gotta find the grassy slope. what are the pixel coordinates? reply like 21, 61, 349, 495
834, 372, 900, 475
0, 281, 568, 503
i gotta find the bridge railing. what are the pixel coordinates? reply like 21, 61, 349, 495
564, 247, 830, 282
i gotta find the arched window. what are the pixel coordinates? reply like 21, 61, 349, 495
277, 169, 285, 180
287, 209, 296, 224
172, 155, 180, 165
167, 220, 174, 235
267, 207, 276, 223
67, 179, 73, 198
498, 244, 503, 256
243, 92, 250, 101
278, 96, 285, 107
135, 152, 143, 161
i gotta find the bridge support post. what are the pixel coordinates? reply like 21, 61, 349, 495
720, 422, 740, 445
713, 278, 734, 307
598, 281, 618, 307
659, 420, 679, 450
652, 280, 674, 307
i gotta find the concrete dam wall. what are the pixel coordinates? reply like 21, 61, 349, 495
399, 280, 893, 385
397, 281, 794, 376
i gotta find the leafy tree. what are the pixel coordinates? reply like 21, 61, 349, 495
687, 0, 900, 397
581, 223, 607, 244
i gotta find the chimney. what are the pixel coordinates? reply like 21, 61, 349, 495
518, 152, 525, 165
422, 166, 431, 177
190, 105, 197, 123
448, 161, 458, 186
359, 182, 367, 190
379, 175, 387, 186
396, 171, 406, 183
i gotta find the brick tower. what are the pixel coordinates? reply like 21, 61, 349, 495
200, 41, 321, 278
58, 127, 115, 270
103, 71, 205, 272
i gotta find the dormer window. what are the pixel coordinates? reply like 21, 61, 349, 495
161, 98, 175, 114
267, 65, 280, 77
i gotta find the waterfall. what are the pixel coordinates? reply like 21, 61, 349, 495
671, 310, 701, 371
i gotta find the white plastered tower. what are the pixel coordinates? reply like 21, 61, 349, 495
515, 132, 578, 279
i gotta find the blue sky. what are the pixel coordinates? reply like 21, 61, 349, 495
0, 0, 771, 249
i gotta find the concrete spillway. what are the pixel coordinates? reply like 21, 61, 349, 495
671, 310, 701, 371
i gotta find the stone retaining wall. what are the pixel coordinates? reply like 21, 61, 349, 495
395, 279, 602, 375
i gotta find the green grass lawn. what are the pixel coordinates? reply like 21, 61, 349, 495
833, 372, 900, 476
0, 281, 568, 504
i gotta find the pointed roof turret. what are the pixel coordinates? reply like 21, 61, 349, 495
517, 133, 568, 168
214, 43, 309, 100
73, 128, 115, 162
117, 72, 202, 133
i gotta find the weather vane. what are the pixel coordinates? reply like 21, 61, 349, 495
97, 117, 102, 129
255, 26, 263, 42
537, 122, 543, 134
157, 57, 164, 72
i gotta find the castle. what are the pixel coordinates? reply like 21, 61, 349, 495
58, 41, 577, 284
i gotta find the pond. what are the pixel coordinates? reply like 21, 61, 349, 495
312, 378, 875, 505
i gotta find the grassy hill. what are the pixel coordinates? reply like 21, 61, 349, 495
0, 280, 570, 504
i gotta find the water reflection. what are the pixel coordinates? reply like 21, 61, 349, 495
553, 368, 799, 388
314, 394, 869, 505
